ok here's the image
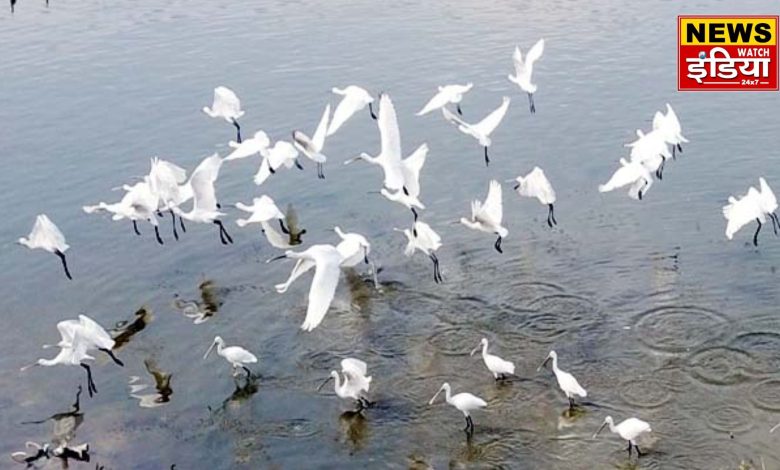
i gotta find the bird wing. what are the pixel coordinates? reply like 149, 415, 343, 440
242, 196, 284, 221
517, 167, 556, 204
34, 215, 68, 251
414, 221, 442, 251
275, 257, 316, 293
759, 178, 778, 212
723, 193, 762, 239
260, 221, 291, 248
213, 86, 243, 118
327, 93, 363, 136
55, 320, 79, 346
341, 358, 368, 378
312, 104, 331, 151
473, 97, 510, 136
254, 157, 272, 186
78, 315, 115, 350
512, 46, 525, 76
402, 143, 428, 197
652, 111, 665, 132
478, 180, 503, 225
417, 88, 453, 116
189, 154, 223, 213
301, 247, 342, 331
598, 163, 643, 193
377, 94, 405, 190
224, 346, 257, 364
441, 106, 469, 128
156, 159, 187, 184
225, 138, 265, 161
268, 141, 299, 170
525, 38, 545, 71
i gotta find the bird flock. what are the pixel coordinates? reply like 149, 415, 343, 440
12, 35, 775, 465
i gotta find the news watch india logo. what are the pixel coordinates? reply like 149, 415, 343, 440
678, 15, 779, 91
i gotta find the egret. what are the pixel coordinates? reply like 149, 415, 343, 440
335, 226, 379, 289
593, 416, 652, 458
254, 140, 302, 186
470, 338, 515, 380
513, 166, 557, 227
224, 130, 270, 161
269, 244, 342, 331
318, 358, 373, 411
344, 93, 406, 192
598, 158, 653, 200
380, 143, 429, 220
293, 103, 331, 179
723, 178, 779, 246
395, 221, 443, 283
428, 382, 487, 435
460, 180, 508, 253
83, 178, 164, 244
235, 195, 285, 228
148, 157, 188, 240
173, 153, 233, 245
203, 336, 257, 377
417, 83, 473, 116
202, 86, 244, 143
441, 97, 511, 166
537, 350, 587, 409
18, 214, 72, 280
508, 39, 545, 113
653, 103, 688, 158
327, 85, 375, 136
626, 129, 672, 180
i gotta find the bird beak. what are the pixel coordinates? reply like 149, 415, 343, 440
469, 345, 480, 357
344, 157, 360, 165
513, 184, 520, 191
592, 422, 608, 439
536, 356, 550, 372
428, 388, 443, 405
203, 342, 216, 360
316, 376, 333, 391
266, 254, 287, 263
20, 362, 38, 372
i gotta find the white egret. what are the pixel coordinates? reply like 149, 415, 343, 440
335, 226, 379, 289
723, 178, 779, 246
460, 180, 508, 253
293, 104, 331, 179
513, 166, 557, 227
327, 85, 375, 136
428, 382, 487, 435
344, 93, 406, 192
470, 338, 515, 380
593, 416, 652, 458
537, 350, 587, 409
18, 214, 72, 280
235, 195, 285, 228
653, 103, 688, 158
417, 83, 473, 116
395, 220, 443, 283
173, 153, 233, 245
380, 143, 429, 220
203, 336, 257, 377
224, 130, 270, 161
508, 39, 545, 113
626, 129, 672, 180
269, 244, 342, 331
254, 140, 302, 186
83, 179, 164, 244
202, 86, 245, 143
441, 97, 511, 166
148, 157, 188, 240
318, 358, 373, 410
598, 158, 654, 200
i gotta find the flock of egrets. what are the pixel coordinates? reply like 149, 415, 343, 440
13, 35, 776, 465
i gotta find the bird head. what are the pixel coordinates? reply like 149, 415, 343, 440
203, 336, 222, 360
317, 371, 337, 391
593, 416, 613, 438
537, 350, 555, 372
470, 338, 488, 356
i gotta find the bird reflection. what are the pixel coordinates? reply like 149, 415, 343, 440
343, 269, 376, 312
558, 405, 587, 429
129, 359, 173, 408
173, 279, 220, 324
339, 410, 368, 451
224, 375, 259, 408
110, 306, 152, 349
283, 204, 306, 246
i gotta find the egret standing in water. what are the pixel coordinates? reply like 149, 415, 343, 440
327, 85, 376, 136
460, 180, 508, 253
470, 338, 515, 380
508, 39, 545, 113
395, 220, 443, 283
416, 83, 473, 116
441, 97, 510, 166
513, 166, 558, 227
538, 351, 587, 409
318, 358, 373, 411
173, 153, 233, 245
18, 214, 72, 280
203, 86, 245, 143
723, 177, 779, 247
428, 382, 487, 436
593, 416, 652, 459
203, 336, 257, 377
293, 104, 331, 179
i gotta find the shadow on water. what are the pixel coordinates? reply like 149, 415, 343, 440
173, 279, 221, 324
110, 306, 152, 349
128, 358, 173, 408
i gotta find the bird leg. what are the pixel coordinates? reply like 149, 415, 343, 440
568, 397, 575, 410
295, 159, 304, 171
81, 364, 97, 397
483, 146, 490, 166
55, 250, 73, 280
656, 156, 665, 180
179, 215, 186, 233
242, 366, 252, 378
170, 210, 179, 241
494, 236, 503, 254
677, 143, 683, 154
317, 162, 325, 179
214, 220, 233, 245
411, 207, 418, 221
457, 103, 463, 116
368, 102, 377, 120
232, 118, 242, 143
672, 145, 676, 160
771, 213, 780, 236
430, 253, 443, 283
133, 221, 141, 236
527, 92, 536, 114
634, 444, 644, 457
154, 225, 164, 245
72, 384, 82, 412
627, 440, 632, 457
547, 203, 557, 227
754, 219, 762, 247
279, 219, 290, 234
99, 348, 124, 367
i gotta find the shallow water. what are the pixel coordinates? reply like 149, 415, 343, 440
1, 0, 780, 468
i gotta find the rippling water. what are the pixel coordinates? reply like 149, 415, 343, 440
2, 0, 780, 468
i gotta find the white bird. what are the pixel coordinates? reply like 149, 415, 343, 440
18, 214, 72, 280
293, 104, 331, 179
148, 157, 188, 240
513, 166, 558, 227
653, 103, 688, 158
318, 358, 373, 410
380, 143, 429, 220
83, 178, 164, 244
417, 83, 473, 116
593, 416, 652, 459
394, 220, 443, 283
202, 86, 245, 143
203, 336, 257, 377
507, 39, 545, 113
224, 130, 270, 162
538, 350, 587, 409
442, 96, 511, 166
327, 85, 375, 136
626, 129, 672, 180
269, 244, 342, 331
335, 226, 379, 289
460, 180, 508, 253
173, 153, 233, 245
235, 195, 285, 228
470, 338, 515, 380
428, 382, 487, 435
723, 178, 779, 246
598, 158, 654, 200
254, 140, 302, 186
344, 93, 406, 192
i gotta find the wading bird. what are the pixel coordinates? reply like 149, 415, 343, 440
513, 166, 557, 227
327, 85, 376, 136
380, 143, 428, 220
395, 221, 443, 283
441, 97, 510, 166
417, 83, 473, 116
723, 177, 779, 246
460, 180, 508, 253
18, 214, 72, 280
538, 350, 587, 409
203, 86, 244, 143
428, 382, 486, 436
470, 338, 515, 380
653, 103, 687, 159
203, 336, 257, 377
508, 39, 545, 113
293, 104, 331, 179
598, 158, 653, 200
174, 153, 233, 245
318, 358, 373, 411
593, 416, 652, 459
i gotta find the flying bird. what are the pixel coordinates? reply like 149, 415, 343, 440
395, 220, 443, 283
327, 85, 375, 136
254, 140, 302, 186
513, 166, 557, 227
417, 83, 473, 116
460, 180, 508, 253
508, 39, 545, 113
293, 104, 331, 179
380, 143, 428, 220
626, 129, 672, 180
148, 157, 189, 240
18, 214, 72, 280
598, 158, 654, 200
203, 86, 245, 143
173, 153, 233, 245
83, 178, 164, 244
653, 103, 688, 158
441, 97, 511, 166
224, 130, 270, 162
723, 178, 779, 246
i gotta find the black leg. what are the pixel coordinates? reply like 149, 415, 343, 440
411, 207, 418, 221
73, 384, 82, 412
677, 143, 683, 153
170, 210, 179, 241
430, 253, 443, 283
457, 103, 463, 116
547, 203, 557, 227
627, 440, 632, 457
484, 146, 490, 166
242, 366, 252, 377
368, 102, 377, 120
179, 215, 186, 233
232, 118, 242, 143
215, 221, 227, 245
317, 162, 325, 179
133, 221, 141, 236
214, 220, 233, 244
81, 363, 97, 397
568, 397, 574, 409
54, 250, 72, 280
154, 225, 164, 245
656, 156, 665, 180
753, 219, 762, 247
634, 444, 644, 457
672, 145, 676, 160
279, 219, 290, 234
295, 159, 304, 170
99, 348, 124, 367
494, 236, 503, 253
528, 92, 536, 114
771, 213, 779, 236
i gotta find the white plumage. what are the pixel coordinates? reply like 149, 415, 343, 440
327, 85, 375, 136
203, 336, 257, 377
538, 350, 587, 408
395, 221, 443, 283
254, 140, 301, 186
174, 153, 233, 245
626, 129, 672, 180
470, 338, 515, 379
507, 39, 545, 113
18, 214, 72, 279
460, 180, 508, 253
235, 195, 285, 228
652, 103, 688, 158
224, 130, 270, 161
723, 178, 779, 246
380, 143, 429, 219
598, 158, 654, 200
417, 83, 473, 116
293, 103, 331, 179
441, 97, 510, 165
514, 166, 558, 227
202, 86, 244, 142
593, 416, 652, 458
429, 382, 487, 435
